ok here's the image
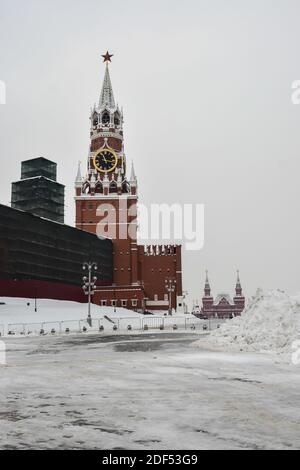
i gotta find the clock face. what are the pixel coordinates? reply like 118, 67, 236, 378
93, 149, 118, 173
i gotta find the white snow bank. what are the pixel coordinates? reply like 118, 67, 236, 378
194, 289, 300, 358
0, 297, 142, 326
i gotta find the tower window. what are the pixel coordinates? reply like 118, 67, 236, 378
102, 112, 110, 125
114, 113, 120, 126
110, 182, 117, 193
95, 182, 103, 194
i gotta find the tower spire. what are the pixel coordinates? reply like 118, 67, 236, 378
75, 161, 82, 184
235, 270, 242, 296
99, 53, 115, 109
204, 270, 211, 297
130, 161, 137, 182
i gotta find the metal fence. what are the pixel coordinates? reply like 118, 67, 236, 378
4, 316, 227, 337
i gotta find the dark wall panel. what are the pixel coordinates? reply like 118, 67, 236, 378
0, 204, 113, 300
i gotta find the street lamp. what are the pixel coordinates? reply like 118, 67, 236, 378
165, 277, 176, 316
82, 262, 98, 327
182, 290, 188, 314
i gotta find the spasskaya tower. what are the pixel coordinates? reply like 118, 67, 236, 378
75, 52, 183, 312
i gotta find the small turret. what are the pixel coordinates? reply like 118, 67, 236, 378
130, 161, 136, 182
75, 161, 82, 187
117, 169, 122, 188
129, 161, 137, 195
201, 270, 214, 316
204, 270, 211, 297
233, 270, 245, 316
235, 270, 242, 296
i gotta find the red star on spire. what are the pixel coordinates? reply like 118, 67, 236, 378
102, 51, 113, 63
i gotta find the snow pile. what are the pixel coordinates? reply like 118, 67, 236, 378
194, 289, 300, 356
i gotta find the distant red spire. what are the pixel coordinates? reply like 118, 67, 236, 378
235, 270, 242, 296
204, 270, 211, 297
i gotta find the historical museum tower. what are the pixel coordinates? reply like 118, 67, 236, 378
75, 53, 183, 312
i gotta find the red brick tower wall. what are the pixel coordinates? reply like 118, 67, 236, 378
138, 245, 182, 310
76, 197, 138, 287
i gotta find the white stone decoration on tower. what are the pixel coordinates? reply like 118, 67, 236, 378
75, 53, 137, 197
75, 161, 82, 188
99, 62, 116, 109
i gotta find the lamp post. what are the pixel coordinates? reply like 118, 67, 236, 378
82, 262, 98, 327
165, 277, 176, 316
114, 287, 117, 313
182, 290, 188, 314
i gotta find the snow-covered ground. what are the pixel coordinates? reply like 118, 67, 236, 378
194, 289, 300, 361
1, 291, 299, 449
0, 297, 142, 324
0, 297, 207, 336
0, 333, 299, 450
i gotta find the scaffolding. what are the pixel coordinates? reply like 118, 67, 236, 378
11, 157, 65, 223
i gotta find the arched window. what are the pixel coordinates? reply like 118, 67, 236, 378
82, 182, 90, 194
110, 181, 117, 193
102, 111, 110, 125
95, 182, 103, 194
122, 181, 129, 193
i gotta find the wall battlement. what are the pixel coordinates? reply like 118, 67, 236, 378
142, 244, 180, 256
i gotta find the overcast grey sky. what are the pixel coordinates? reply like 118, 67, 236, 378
0, 0, 299, 304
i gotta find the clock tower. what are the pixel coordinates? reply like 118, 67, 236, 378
75, 53, 183, 312
75, 52, 138, 288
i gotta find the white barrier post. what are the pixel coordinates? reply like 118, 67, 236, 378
0, 80, 6, 105
0, 340, 6, 365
